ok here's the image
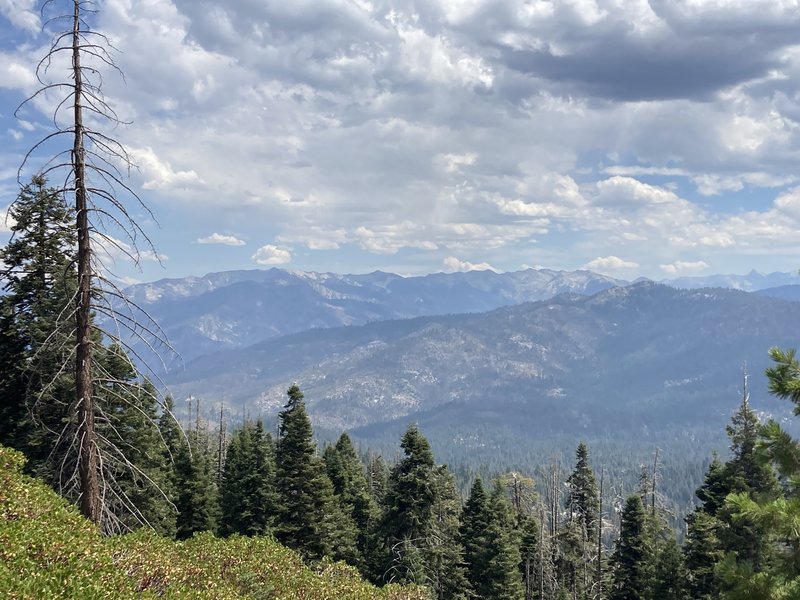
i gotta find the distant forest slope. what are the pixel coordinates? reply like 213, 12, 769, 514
0, 445, 426, 599
166, 282, 800, 512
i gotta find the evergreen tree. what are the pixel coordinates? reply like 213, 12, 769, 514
609, 494, 648, 600
719, 348, 800, 597
174, 427, 218, 539
426, 466, 469, 600
482, 481, 525, 600
368, 453, 390, 506
717, 386, 778, 572
219, 419, 277, 537
0, 176, 75, 471
156, 396, 181, 536
650, 534, 686, 600
324, 432, 378, 570
274, 385, 342, 560
686, 383, 779, 595
461, 477, 491, 596
379, 425, 466, 599
559, 442, 600, 599
567, 443, 600, 538
96, 349, 174, 535
518, 513, 544, 600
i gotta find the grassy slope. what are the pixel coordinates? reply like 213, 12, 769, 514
0, 445, 428, 599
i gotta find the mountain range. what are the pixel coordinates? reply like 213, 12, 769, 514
123, 267, 626, 364
122, 267, 800, 367
117, 267, 800, 507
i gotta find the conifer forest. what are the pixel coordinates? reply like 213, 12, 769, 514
2, 0, 800, 599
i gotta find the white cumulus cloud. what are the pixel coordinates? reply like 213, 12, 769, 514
252, 244, 292, 265
442, 256, 498, 272
583, 256, 639, 273
197, 233, 245, 246
659, 261, 710, 275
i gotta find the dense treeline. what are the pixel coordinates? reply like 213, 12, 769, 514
2, 178, 800, 597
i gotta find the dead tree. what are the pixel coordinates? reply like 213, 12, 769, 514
15, 0, 172, 531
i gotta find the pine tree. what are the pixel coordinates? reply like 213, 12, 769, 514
717, 383, 778, 571
96, 349, 174, 535
461, 477, 491, 596
518, 513, 543, 600
686, 381, 780, 595
426, 466, 469, 600
368, 453, 390, 506
567, 443, 600, 538
482, 481, 525, 600
174, 426, 218, 539
324, 432, 378, 570
650, 535, 687, 600
274, 385, 342, 560
718, 348, 800, 597
379, 425, 467, 599
560, 442, 600, 599
0, 176, 76, 470
380, 424, 436, 582
609, 495, 648, 600
219, 419, 277, 537
156, 396, 180, 537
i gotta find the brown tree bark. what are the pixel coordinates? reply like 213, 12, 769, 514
72, 0, 99, 524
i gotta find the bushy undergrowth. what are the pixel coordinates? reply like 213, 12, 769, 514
0, 445, 428, 599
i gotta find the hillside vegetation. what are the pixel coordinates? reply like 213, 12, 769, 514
0, 445, 428, 599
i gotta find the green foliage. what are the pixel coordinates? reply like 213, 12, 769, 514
275, 385, 343, 560
650, 535, 687, 600
481, 481, 524, 600
379, 425, 467, 599
325, 432, 379, 570
765, 347, 800, 415
460, 477, 490, 595
219, 419, 277, 537
0, 176, 76, 471
174, 427, 219, 539
381, 424, 436, 545
559, 442, 600, 599
609, 495, 648, 600
424, 466, 469, 600
718, 347, 800, 599
0, 444, 428, 599
566, 442, 600, 539
684, 510, 723, 599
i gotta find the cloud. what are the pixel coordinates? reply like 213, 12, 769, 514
128, 147, 203, 190
0, 205, 16, 233
3, 0, 800, 281
196, 233, 245, 246
0, 57, 35, 90
252, 244, 292, 265
278, 227, 348, 250
659, 260, 710, 275
583, 256, 639, 273
442, 256, 498, 273
0, 0, 40, 34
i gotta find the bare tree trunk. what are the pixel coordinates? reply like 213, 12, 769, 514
217, 403, 226, 487
72, 0, 99, 525
651, 447, 660, 518
539, 505, 546, 600
596, 469, 603, 600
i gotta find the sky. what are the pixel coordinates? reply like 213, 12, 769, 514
2, 0, 800, 284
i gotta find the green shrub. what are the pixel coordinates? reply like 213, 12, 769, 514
0, 445, 428, 599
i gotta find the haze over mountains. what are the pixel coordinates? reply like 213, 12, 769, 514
121, 266, 800, 506
126, 268, 626, 363
125, 266, 800, 366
